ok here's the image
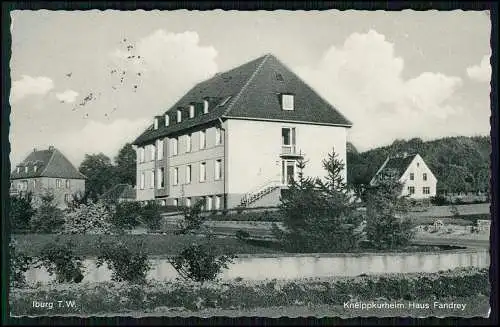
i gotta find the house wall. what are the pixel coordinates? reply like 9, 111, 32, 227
136, 143, 156, 201
225, 119, 348, 208
12, 177, 85, 208
167, 123, 225, 206
399, 154, 437, 199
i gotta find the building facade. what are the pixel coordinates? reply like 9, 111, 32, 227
369, 153, 437, 199
10, 146, 86, 208
133, 53, 352, 209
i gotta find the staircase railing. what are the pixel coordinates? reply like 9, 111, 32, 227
240, 180, 282, 207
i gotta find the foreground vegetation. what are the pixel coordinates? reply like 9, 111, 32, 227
10, 267, 489, 316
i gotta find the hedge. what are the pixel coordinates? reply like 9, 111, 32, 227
10, 267, 489, 315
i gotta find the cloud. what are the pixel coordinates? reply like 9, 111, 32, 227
54, 118, 150, 166
55, 90, 79, 103
10, 75, 54, 103
295, 29, 464, 150
466, 55, 491, 83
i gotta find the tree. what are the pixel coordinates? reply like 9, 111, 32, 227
363, 174, 414, 249
114, 143, 136, 186
30, 192, 65, 233
276, 149, 364, 253
35, 240, 84, 283
79, 153, 118, 200
62, 200, 115, 234
10, 193, 35, 232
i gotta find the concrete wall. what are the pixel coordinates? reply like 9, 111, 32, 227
25, 248, 489, 283
225, 119, 348, 208
400, 154, 437, 199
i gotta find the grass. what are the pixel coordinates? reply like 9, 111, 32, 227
9, 267, 489, 316
11, 233, 283, 257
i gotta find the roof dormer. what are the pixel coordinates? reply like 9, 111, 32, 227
154, 117, 159, 130
203, 98, 209, 114
189, 104, 195, 119
177, 109, 182, 123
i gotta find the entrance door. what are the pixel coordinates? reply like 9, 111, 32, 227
282, 160, 296, 185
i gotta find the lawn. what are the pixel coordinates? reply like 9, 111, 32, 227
11, 233, 283, 257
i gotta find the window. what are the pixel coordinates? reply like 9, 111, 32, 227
32, 180, 36, 189
423, 173, 427, 181
158, 167, 165, 188
200, 130, 206, 149
186, 165, 192, 184
165, 114, 170, 126
20, 180, 28, 191
173, 167, 178, 185
160, 200, 166, 206
215, 127, 222, 145
215, 159, 222, 180
186, 197, 191, 208
177, 109, 182, 122
410, 173, 414, 181
408, 186, 415, 194
64, 194, 72, 203
282, 128, 291, 145
275, 72, 284, 81
65, 179, 71, 188
186, 134, 192, 152
171, 137, 178, 156
200, 162, 206, 182
173, 198, 178, 206
139, 147, 145, 163
56, 179, 62, 188
206, 196, 212, 211
203, 100, 209, 114
157, 139, 164, 160
25, 166, 29, 173
417, 162, 420, 167
34, 165, 38, 172
189, 105, 195, 118
214, 195, 221, 210
423, 187, 430, 195
150, 144, 156, 161
140, 172, 145, 189
154, 117, 159, 130
282, 94, 294, 111
16, 167, 20, 174
150, 170, 155, 189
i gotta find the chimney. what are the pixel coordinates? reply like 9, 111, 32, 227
48, 145, 54, 151
33, 148, 37, 152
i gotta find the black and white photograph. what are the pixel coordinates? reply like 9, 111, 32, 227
5, 7, 493, 319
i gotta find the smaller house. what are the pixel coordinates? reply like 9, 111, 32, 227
370, 153, 437, 199
10, 146, 86, 208
100, 184, 136, 204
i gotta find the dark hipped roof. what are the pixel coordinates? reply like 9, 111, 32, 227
133, 53, 352, 146
101, 184, 136, 201
11, 147, 87, 180
373, 154, 418, 181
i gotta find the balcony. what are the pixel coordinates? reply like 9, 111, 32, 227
280, 145, 304, 159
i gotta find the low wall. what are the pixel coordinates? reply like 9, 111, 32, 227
25, 248, 489, 283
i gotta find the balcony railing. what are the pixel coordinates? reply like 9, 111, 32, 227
281, 145, 303, 157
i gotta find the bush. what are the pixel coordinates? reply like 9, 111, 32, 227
169, 240, 236, 283
35, 240, 84, 283
62, 200, 115, 234
96, 239, 151, 284
9, 238, 33, 287
276, 150, 364, 253
30, 193, 65, 233
207, 210, 283, 222
430, 194, 448, 206
364, 176, 415, 250
176, 199, 207, 235
10, 193, 36, 232
140, 201, 162, 231
110, 201, 142, 231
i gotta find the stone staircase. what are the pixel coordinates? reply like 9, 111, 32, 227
239, 180, 282, 208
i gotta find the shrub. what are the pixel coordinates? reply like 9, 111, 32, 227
176, 199, 207, 235
276, 150, 364, 253
363, 176, 415, 250
35, 240, 84, 283
430, 194, 448, 206
110, 201, 142, 231
9, 238, 33, 287
96, 239, 151, 284
10, 193, 35, 232
30, 192, 65, 233
169, 240, 236, 283
62, 200, 115, 234
140, 201, 162, 231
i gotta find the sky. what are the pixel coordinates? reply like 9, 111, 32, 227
9, 10, 491, 167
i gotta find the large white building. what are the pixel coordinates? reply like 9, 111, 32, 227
133, 53, 352, 209
369, 153, 437, 199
